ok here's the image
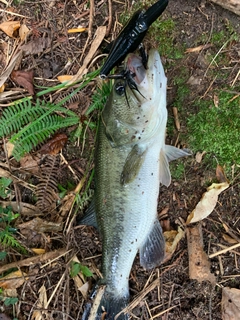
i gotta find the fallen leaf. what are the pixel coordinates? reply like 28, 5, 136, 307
18, 217, 62, 233
11, 69, 34, 95
187, 75, 202, 86
195, 151, 206, 163
216, 164, 229, 183
32, 285, 47, 320
164, 227, 185, 262
222, 287, 240, 320
186, 182, 229, 224
20, 37, 51, 55
57, 75, 74, 83
38, 133, 68, 155
187, 224, 216, 284
5, 141, 15, 158
222, 234, 238, 244
0, 270, 28, 289
19, 23, 30, 41
0, 84, 5, 93
20, 153, 40, 175
32, 248, 46, 255
0, 50, 23, 88
0, 20, 20, 37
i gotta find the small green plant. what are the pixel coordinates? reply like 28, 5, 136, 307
0, 177, 12, 199
0, 206, 26, 253
187, 92, 240, 173
70, 261, 93, 278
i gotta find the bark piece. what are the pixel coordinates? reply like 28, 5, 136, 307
209, 0, 240, 16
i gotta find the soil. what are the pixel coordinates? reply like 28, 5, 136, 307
0, 0, 240, 320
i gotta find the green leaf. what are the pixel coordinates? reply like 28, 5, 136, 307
70, 261, 93, 278
4, 297, 18, 306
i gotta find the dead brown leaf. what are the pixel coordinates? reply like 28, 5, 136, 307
0, 50, 23, 88
20, 37, 51, 55
20, 153, 40, 175
216, 164, 229, 183
57, 75, 74, 83
32, 285, 47, 320
18, 217, 62, 233
195, 151, 206, 163
222, 287, 240, 320
164, 227, 185, 262
222, 234, 238, 244
186, 182, 229, 224
0, 270, 28, 289
38, 133, 68, 155
19, 23, 30, 41
11, 69, 34, 95
187, 224, 216, 284
0, 20, 20, 37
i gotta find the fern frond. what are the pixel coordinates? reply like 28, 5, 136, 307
11, 115, 79, 160
0, 98, 46, 137
86, 81, 112, 115
0, 228, 26, 253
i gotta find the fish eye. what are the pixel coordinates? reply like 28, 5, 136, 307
115, 81, 126, 96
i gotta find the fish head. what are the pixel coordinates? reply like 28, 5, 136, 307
102, 49, 167, 147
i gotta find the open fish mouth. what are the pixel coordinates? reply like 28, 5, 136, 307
126, 53, 147, 85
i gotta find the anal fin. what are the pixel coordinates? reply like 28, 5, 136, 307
76, 199, 98, 229
139, 219, 165, 270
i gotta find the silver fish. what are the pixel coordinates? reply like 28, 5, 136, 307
80, 49, 189, 320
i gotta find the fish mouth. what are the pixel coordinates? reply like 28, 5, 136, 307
126, 53, 147, 85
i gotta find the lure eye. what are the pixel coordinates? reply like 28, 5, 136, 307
115, 81, 126, 96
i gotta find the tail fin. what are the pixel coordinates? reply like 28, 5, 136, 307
86, 285, 129, 320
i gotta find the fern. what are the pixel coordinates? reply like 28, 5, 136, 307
0, 97, 80, 160
0, 227, 26, 253
11, 115, 79, 160
86, 80, 112, 115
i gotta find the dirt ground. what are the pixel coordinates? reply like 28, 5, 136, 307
0, 0, 240, 319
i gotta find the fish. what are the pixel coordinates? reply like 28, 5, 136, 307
79, 49, 190, 320
100, 0, 169, 79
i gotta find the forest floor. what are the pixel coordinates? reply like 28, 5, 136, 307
0, 0, 240, 319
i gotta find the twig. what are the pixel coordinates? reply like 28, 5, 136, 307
0, 248, 67, 274
88, 0, 95, 39
209, 242, 240, 258
106, 0, 113, 37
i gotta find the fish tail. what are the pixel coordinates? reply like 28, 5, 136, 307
86, 285, 129, 320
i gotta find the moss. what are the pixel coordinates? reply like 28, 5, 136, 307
187, 91, 240, 173
170, 161, 185, 180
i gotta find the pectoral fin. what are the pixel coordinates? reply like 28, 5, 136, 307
165, 145, 191, 162
121, 144, 147, 185
76, 199, 98, 229
139, 219, 165, 270
159, 149, 171, 187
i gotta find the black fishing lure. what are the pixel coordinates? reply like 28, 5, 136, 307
100, 0, 169, 79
